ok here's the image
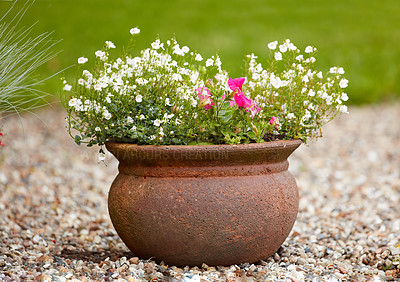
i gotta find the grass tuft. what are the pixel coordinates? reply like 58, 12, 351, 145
0, 0, 60, 119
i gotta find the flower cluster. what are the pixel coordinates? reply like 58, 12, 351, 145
243, 39, 349, 141
63, 30, 348, 159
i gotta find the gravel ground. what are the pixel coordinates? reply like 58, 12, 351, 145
0, 104, 399, 281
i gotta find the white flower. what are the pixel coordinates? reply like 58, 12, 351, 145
338, 105, 349, 114
68, 98, 78, 107
295, 55, 303, 61
252, 73, 260, 80
127, 117, 134, 124
130, 27, 140, 35
182, 46, 190, 53
105, 41, 116, 49
274, 52, 282, 61
151, 40, 161, 50
173, 45, 184, 56
316, 71, 323, 79
287, 113, 295, 120
205, 59, 213, 67
63, 84, 72, 91
321, 91, 329, 99
98, 153, 106, 162
191, 98, 198, 107
164, 113, 174, 119
105, 96, 111, 103
271, 76, 282, 89
95, 127, 101, 132
267, 41, 278, 50
214, 57, 222, 68
83, 70, 92, 77
131, 126, 137, 131
305, 46, 313, 53
135, 95, 143, 103
103, 111, 112, 120
78, 57, 88, 64
78, 78, 85, 85
341, 92, 349, 101
287, 42, 297, 51
153, 119, 161, 127
195, 54, 203, 61
159, 128, 164, 137
279, 44, 288, 53
172, 73, 182, 81
255, 63, 263, 73
136, 78, 148, 86
190, 72, 199, 83
94, 84, 102, 91
165, 98, 174, 106
330, 66, 344, 74
308, 89, 315, 97
139, 114, 145, 120
303, 109, 312, 120
95, 50, 106, 58
339, 78, 349, 88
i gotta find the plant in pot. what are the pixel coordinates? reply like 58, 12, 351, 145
62, 28, 349, 266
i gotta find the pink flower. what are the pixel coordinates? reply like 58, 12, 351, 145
234, 92, 253, 108
228, 77, 245, 92
0, 132, 4, 146
195, 87, 214, 110
228, 77, 254, 109
269, 116, 278, 125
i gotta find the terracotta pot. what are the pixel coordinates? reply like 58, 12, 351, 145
106, 139, 301, 266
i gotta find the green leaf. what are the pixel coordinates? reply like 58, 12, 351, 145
246, 131, 257, 141
74, 135, 82, 145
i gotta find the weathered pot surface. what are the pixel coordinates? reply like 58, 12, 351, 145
106, 139, 301, 266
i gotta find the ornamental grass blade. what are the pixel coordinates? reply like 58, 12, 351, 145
0, 0, 61, 118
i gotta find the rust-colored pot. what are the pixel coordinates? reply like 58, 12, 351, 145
106, 139, 301, 266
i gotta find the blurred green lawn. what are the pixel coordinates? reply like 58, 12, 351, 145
1, 0, 399, 105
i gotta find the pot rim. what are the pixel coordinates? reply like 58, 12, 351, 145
106, 139, 302, 151
106, 139, 302, 176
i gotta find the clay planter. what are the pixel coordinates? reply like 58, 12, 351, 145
106, 139, 301, 266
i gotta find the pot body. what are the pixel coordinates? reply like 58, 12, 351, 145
106, 140, 301, 266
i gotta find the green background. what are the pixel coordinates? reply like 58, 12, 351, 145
1, 0, 399, 105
